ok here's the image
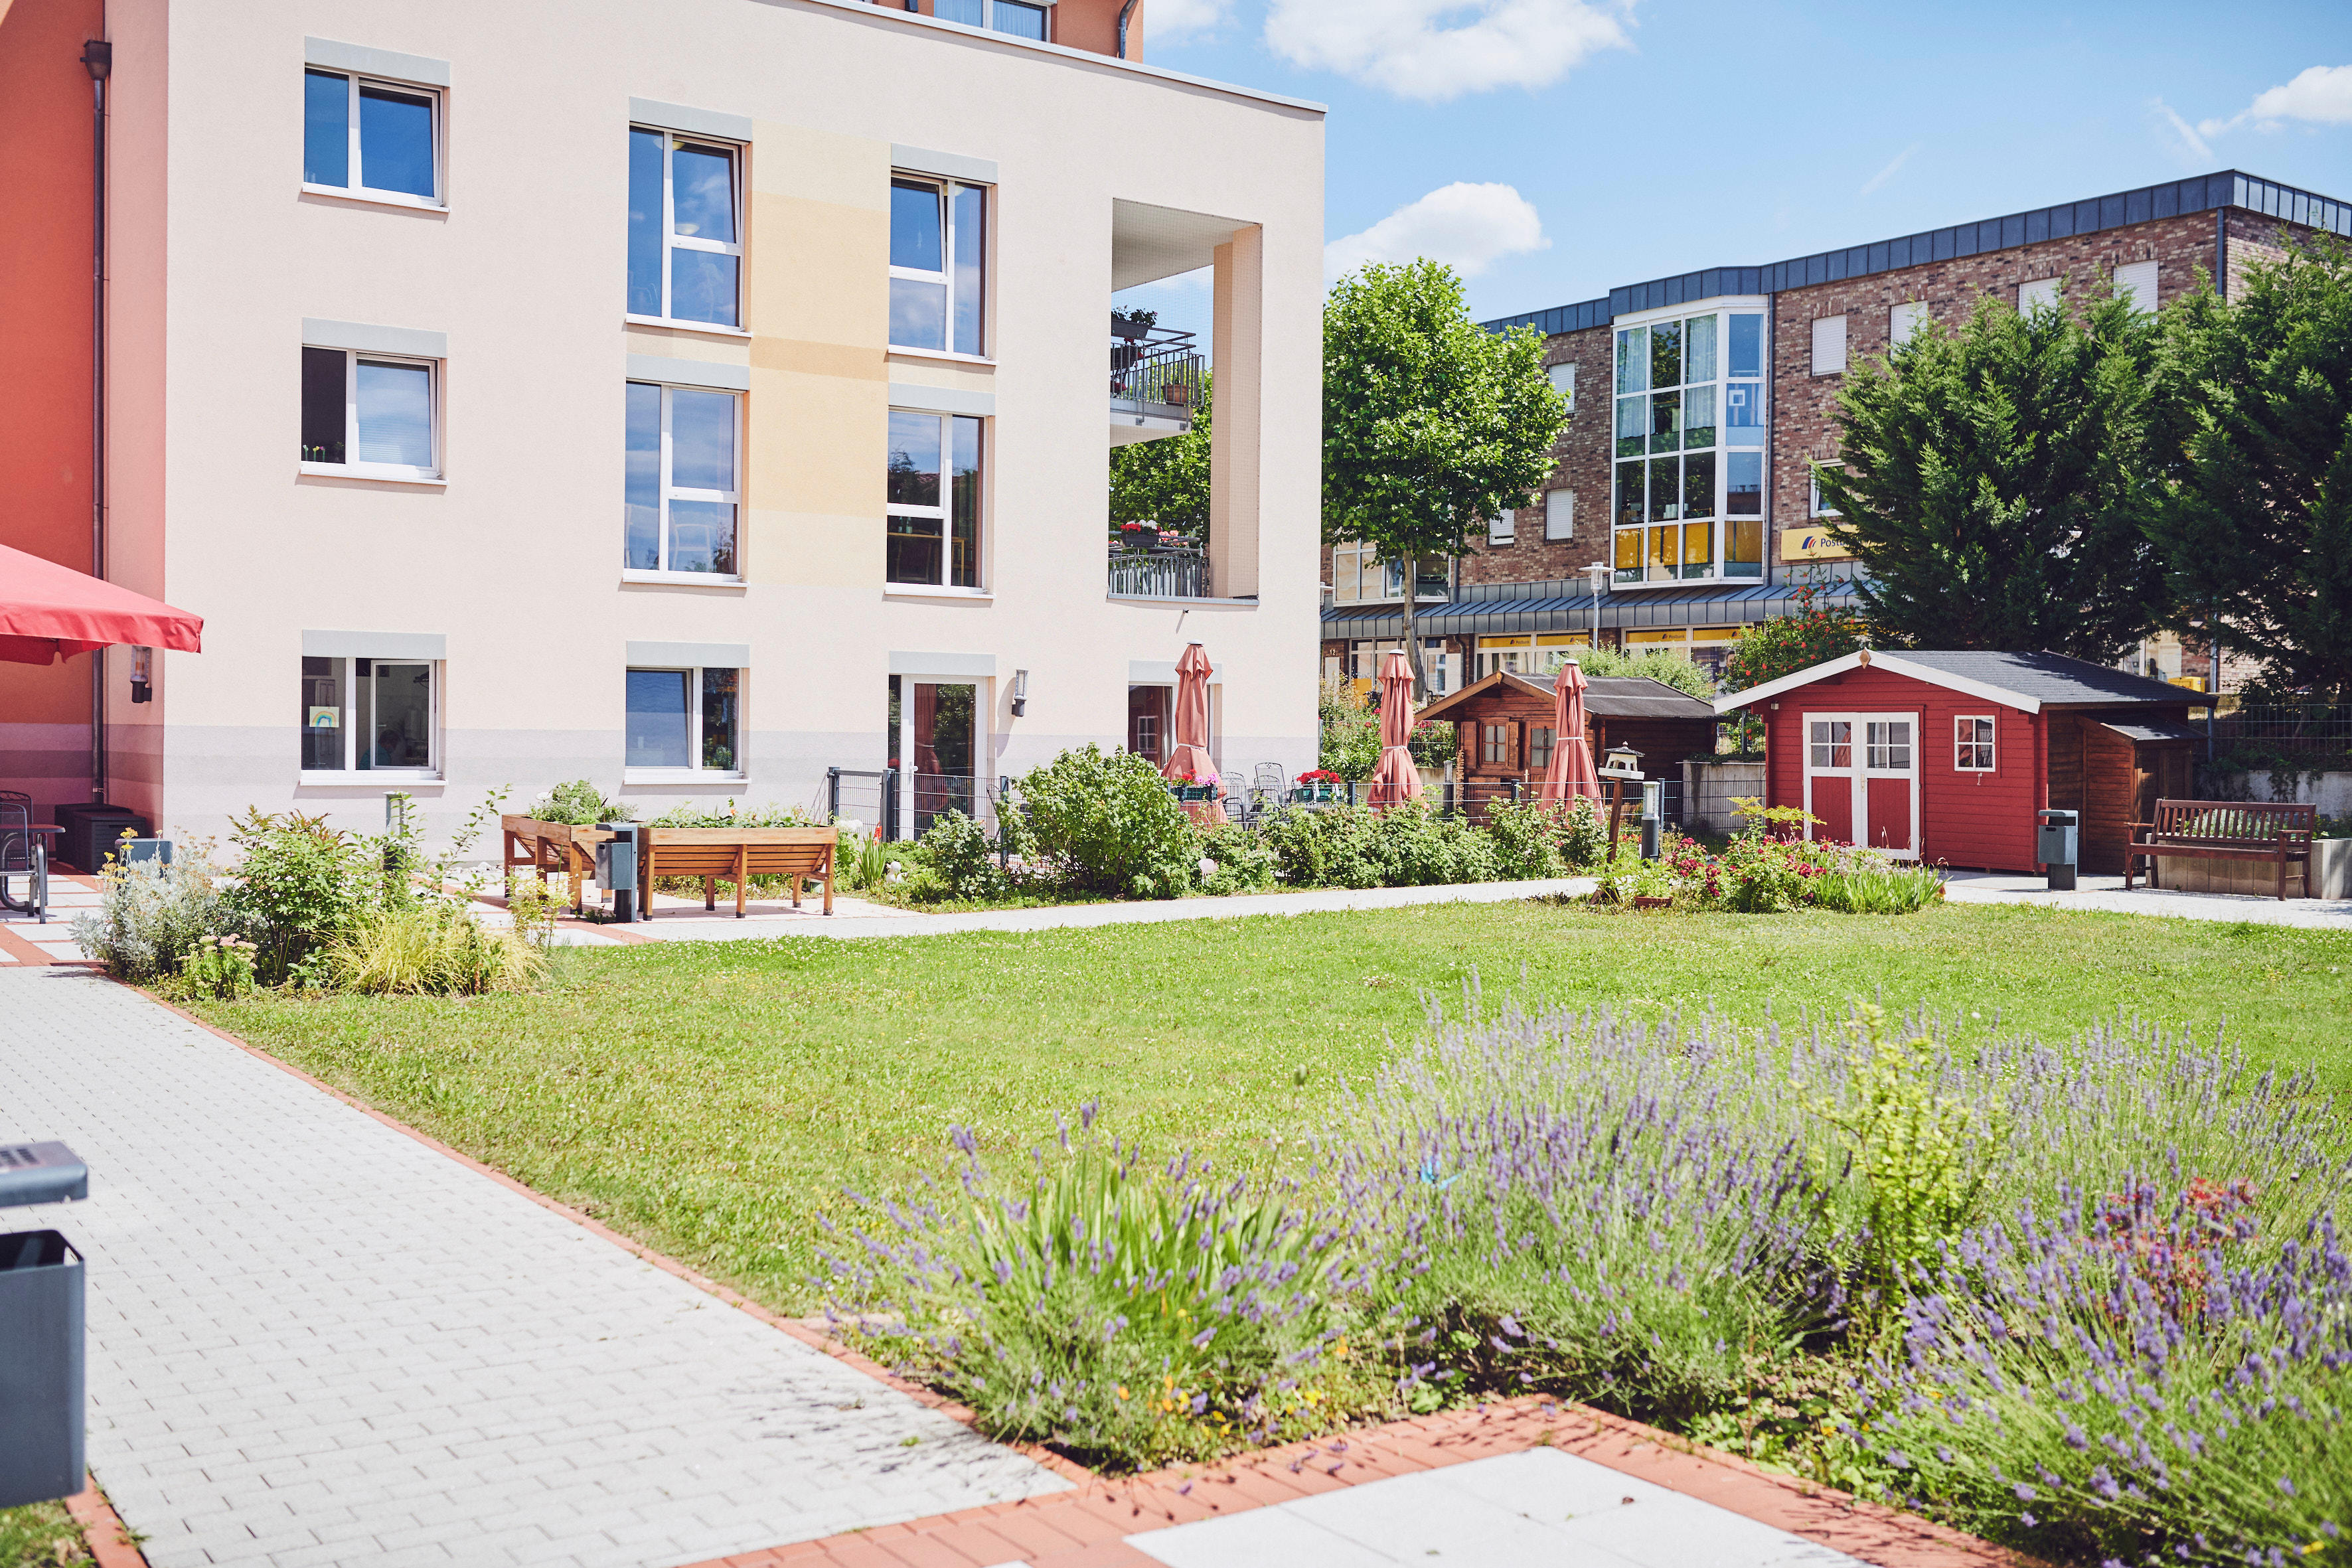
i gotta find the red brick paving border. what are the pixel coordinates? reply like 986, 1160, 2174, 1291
64, 1478, 152, 1568
126, 984, 2028, 1568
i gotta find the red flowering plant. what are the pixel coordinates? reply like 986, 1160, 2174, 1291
1296, 769, 1343, 785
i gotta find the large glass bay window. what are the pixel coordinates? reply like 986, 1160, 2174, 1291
1613, 304, 1766, 586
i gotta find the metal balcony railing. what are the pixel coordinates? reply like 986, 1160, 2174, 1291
1110, 319, 1203, 422
1107, 544, 1211, 599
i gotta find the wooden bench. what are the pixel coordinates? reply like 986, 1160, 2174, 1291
501, 816, 607, 911
638, 826, 836, 918
2126, 799, 2317, 900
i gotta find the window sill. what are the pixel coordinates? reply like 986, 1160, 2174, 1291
623, 769, 748, 786
886, 346, 996, 368
299, 183, 447, 214
298, 771, 444, 787
624, 314, 753, 340
884, 584, 992, 601
621, 570, 747, 590
299, 463, 445, 487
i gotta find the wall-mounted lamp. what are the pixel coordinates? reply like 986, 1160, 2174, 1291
129, 646, 152, 704
1010, 668, 1030, 718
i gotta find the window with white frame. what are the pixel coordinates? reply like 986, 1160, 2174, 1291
1955, 715, 1996, 771
1889, 300, 1930, 348
625, 666, 742, 776
1330, 542, 1446, 603
625, 380, 740, 576
1488, 509, 1516, 544
628, 127, 743, 327
931, 0, 1049, 39
887, 410, 982, 588
1810, 314, 1846, 374
1545, 487, 1573, 541
890, 175, 986, 356
299, 657, 438, 775
1612, 305, 1768, 587
301, 347, 437, 479
2114, 260, 2158, 313
2018, 276, 2061, 313
1865, 720, 1912, 771
1349, 639, 1449, 692
303, 68, 439, 204
1548, 361, 1576, 412
1810, 461, 1843, 518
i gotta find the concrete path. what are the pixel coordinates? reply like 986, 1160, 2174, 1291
1942, 870, 2352, 929
0, 967, 1063, 1568
1125, 1447, 1865, 1567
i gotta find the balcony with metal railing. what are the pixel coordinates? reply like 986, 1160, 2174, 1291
1109, 312, 1202, 445
1107, 535, 1210, 598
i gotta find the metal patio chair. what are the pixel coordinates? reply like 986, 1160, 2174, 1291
0, 791, 52, 923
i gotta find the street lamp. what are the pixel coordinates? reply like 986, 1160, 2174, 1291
1583, 561, 1608, 651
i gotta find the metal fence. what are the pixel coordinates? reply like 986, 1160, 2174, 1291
828, 768, 1022, 842
2216, 703, 2352, 751
1109, 329, 1204, 416
1107, 546, 1210, 599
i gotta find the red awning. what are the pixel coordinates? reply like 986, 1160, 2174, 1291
0, 544, 204, 666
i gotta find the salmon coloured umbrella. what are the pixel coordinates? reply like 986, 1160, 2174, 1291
1160, 642, 1218, 787
1367, 649, 1421, 809
0, 542, 203, 666
1538, 658, 1603, 805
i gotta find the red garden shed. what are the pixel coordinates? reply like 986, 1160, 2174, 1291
1715, 651, 2201, 874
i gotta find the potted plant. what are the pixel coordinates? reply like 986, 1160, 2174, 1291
1296, 768, 1342, 803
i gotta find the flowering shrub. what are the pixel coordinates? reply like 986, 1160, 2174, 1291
1296, 769, 1343, 787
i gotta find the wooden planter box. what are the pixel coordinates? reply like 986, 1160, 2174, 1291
501, 816, 607, 911
638, 826, 838, 917
2155, 836, 2348, 899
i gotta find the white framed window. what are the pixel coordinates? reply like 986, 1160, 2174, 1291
1865, 719, 1912, 771
1955, 716, 1996, 771
1331, 543, 1445, 603
1548, 361, 1577, 412
1810, 314, 1847, 375
625, 380, 741, 578
2018, 277, 2061, 313
1612, 303, 1768, 589
931, 0, 1050, 39
1545, 488, 1574, 541
627, 128, 743, 328
2114, 260, 2158, 313
1889, 300, 1930, 348
1810, 461, 1843, 518
302, 68, 440, 207
890, 175, 987, 356
299, 657, 439, 779
887, 410, 984, 589
625, 666, 743, 780
1488, 509, 1516, 545
1351, 639, 1450, 693
300, 347, 439, 481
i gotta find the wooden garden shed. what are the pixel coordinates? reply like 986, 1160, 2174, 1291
1715, 650, 2200, 874
1417, 670, 1720, 797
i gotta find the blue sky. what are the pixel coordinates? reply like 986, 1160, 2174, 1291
1113, 1, 2352, 345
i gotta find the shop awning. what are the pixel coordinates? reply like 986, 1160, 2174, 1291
0, 543, 204, 665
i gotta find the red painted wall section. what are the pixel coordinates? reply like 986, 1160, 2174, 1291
1742, 667, 2042, 872
0, 0, 104, 808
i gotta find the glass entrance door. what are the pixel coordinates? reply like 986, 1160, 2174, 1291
890, 676, 975, 838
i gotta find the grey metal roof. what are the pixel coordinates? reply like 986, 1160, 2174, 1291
1322, 579, 1861, 640
1418, 671, 1716, 724
1895, 651, 2193, 707
2101, 720, 2205, 744
1483, 170, 2349, 337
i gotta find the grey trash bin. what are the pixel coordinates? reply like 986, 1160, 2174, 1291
0, 1229, 85, 1508
2038, 809, 2079, 892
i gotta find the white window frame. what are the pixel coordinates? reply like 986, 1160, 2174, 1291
627, 128, 746, 331
885, 409, 984, 591
1955, 714, 1997, 773
1350, 639, 1449, 692
298, 656, 441, 783
1889, 300, 1930, 348
1610, 298, 1770, 593
931, 0, 1052, 39
626, 380, 744, 581
888, 173, 989, 359
1548, 361, 1576, 412
1811, 315, 1847, 375
1811, 461, 1843, 519
1332, 542, 1446, 603
623, 665, 745, 783
301, 70, 444, 210
1802, 709, 1921, 858
1545, 488, 1574, 542
300, 347, 442, 483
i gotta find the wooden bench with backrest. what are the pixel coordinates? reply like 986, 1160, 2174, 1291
2126, 799, 2317, 900
638, 826, 836, 917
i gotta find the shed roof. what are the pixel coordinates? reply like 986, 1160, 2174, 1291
1419, 670, 1717, 725
1716, 649, 2197, 715
2100, 720, 2205, 744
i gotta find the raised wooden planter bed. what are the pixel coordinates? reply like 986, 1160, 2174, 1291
639, 826, 837, 918
501, 816, 606, 911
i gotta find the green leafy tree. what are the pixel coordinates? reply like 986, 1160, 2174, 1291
1814, 285, 2166, 661
1720, 576, 1869, 692
1109, 372, 1211, 538
2150, 240, 2352, 698
1324, 261, 1569, 698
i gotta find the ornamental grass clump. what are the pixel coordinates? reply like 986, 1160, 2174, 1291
822, 1107, 1361, 1472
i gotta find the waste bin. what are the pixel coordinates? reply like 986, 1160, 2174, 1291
2037, 809, 2079, 892
0, 1140, 88, 1509
52, 803, 145, 874
595, 823, 641, 922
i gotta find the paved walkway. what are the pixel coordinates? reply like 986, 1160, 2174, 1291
0, 967, 1064, 1568
1942, 870, 2352, 929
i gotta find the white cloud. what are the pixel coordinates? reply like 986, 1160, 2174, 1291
2152, 97, 2214, 165
1325, 182, 1547, 281
2199, 64, 2352, 135
1859, 143, 1920, 198
1146, 0, 1229, 41
1265, 0, 1633, 103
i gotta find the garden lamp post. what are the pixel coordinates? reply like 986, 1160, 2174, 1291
1597, 744, 1644, 863
1584, 562, 1608, 651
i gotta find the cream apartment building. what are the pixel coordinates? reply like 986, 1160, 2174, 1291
3, 0, 1324, 845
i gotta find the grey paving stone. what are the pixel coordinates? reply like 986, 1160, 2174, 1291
0, 967, 1065, 1568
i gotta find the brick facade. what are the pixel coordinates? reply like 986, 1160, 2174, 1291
1459, 324, 1612, 586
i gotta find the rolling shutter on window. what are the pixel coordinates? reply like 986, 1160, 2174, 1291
1489, 510, 1516, 544
2018, 277, 2061, 312
1810, 315, 1846, 374
2114, 260, 2158, 313
1889, 301, 1928, 347
1545, 488, 1573, 541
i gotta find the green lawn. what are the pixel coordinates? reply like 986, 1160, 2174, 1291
190, 900, 2352, 1314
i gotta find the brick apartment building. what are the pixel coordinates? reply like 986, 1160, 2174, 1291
1321, 170, 2349, 696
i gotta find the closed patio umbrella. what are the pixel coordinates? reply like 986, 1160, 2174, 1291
0, 543, 203, 665
1367, 649, 1421, 809
1160, 642, 1218, 787
1538, 658, 1603, 805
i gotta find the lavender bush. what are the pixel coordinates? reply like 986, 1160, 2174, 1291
821, 1105, 1364, 1470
